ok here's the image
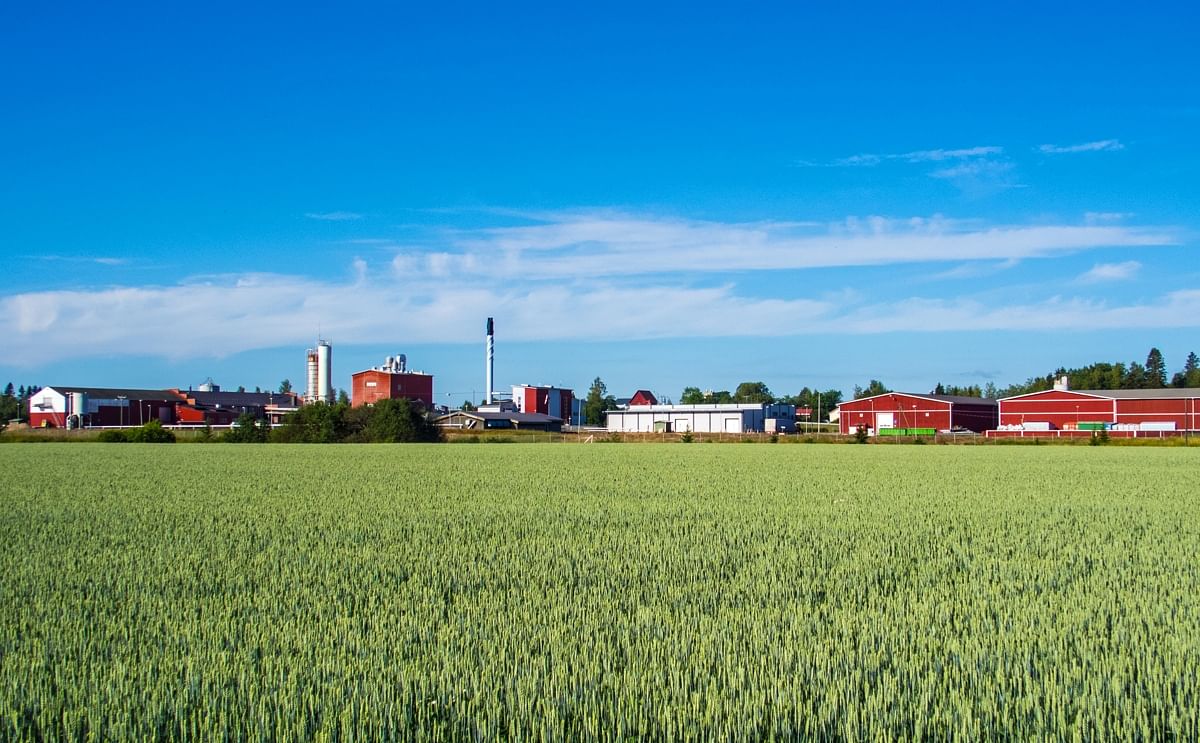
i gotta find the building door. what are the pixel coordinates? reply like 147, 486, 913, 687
876, 412, 895, 429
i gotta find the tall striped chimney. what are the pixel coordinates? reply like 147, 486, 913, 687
485, 317, 494, 405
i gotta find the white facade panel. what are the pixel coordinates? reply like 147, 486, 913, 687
606, 403, 795, 434
30, 388, 67, 416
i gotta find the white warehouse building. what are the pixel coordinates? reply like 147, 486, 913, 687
605, 403, 796, 434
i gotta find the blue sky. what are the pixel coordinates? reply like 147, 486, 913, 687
3, 2, 1198, 403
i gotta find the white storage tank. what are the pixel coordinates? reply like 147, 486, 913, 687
70, 391, 87, 428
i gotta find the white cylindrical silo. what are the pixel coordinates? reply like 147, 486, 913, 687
317, 341, 332, 403
71, 391, 87, 428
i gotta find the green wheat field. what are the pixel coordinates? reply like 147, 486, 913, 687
2, 444, 1198, 740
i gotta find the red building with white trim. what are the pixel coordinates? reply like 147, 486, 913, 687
837, 392, 998, 435
991, 386, 1200, 437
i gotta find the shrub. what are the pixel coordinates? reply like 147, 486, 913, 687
224, 413, 270, 443
126, 420, 176, 443
680, 431, 694, 444
854, 425, 870, 444
97, 430, 128, 443
362, 399, 442, 443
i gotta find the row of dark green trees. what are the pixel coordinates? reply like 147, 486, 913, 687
581, 378, 845, 425
91, 400, 442, 444
254, 399, 441, 443
858, 347, 1200, 400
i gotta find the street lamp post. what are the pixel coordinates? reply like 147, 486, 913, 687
117, 395, 126, 427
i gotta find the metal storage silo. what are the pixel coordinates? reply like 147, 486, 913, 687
71, 391, 87, 428
306, 347, 320, 401
317, 341, 332, 403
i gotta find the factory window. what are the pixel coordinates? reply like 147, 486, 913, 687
365, 381, 377, 387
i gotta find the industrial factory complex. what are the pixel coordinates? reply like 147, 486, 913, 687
28, 383, 301, 429
18, 317, 1200, 439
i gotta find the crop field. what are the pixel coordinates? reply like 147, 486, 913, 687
1, 444, 1198, 740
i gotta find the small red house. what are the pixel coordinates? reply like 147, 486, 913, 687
837, 392, 998, 435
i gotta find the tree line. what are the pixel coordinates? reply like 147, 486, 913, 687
994, 347, 1199, 398
582, 378, 844, 425
264, 399, 441, 443
0, 383, 38, 424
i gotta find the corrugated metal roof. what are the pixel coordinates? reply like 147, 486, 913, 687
840, 392, 997, 407
34, 385, 186, 401
1000, 387, 1200, 401
923, 394, 998, 406
182, 390, 301, 407
610, 403, 783, 413
1074, 388, 1200, 399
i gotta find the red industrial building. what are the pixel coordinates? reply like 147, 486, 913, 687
837, 392, 998, 435
351, 355, 434, 408
28, 385, 300, 428
990, 385, 1200, 438
512, 384, 573, 420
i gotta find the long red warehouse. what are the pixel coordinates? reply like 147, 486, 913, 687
998, 387, 1200, 431
837, 392, 998, 435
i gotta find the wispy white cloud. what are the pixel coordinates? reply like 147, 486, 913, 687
836, 290, 1200, 334
1084, 211, 1133, 224
814, 145, 1016, 191
898, 146, 1004, 162
928, 159, 1016, 180
1038, 139, 1124, 154
927, 258, 1020, 282
0, 273, 830, 364
1, 211, 1185, 366
305, 211, 364, 221
34, 255, 128, 266
1076, 261, 1141, 284
4, 270, 1198, 367
827, 145, 1003, 167
398, 211, 1174, 280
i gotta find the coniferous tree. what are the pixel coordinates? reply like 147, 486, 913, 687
1145, 348, 1167, 388
1122, 362, 1145, 389
583, 377, 616, 426
1174, 352, 1200, 388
